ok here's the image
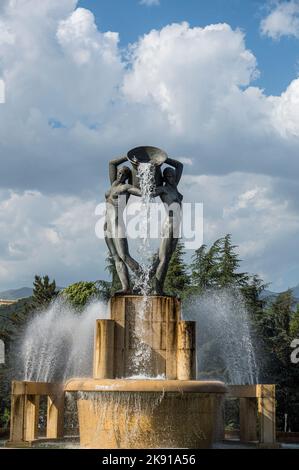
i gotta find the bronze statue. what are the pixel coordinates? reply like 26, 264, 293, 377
153, 158, 183, 294
104, 148, 184, 296
104, 156, 142, 294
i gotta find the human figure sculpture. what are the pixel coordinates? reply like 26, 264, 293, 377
104, 156, 142, 294
105, 149, 183, 296
153, 158, 183, 294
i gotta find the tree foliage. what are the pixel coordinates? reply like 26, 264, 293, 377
164, 240, 190, 297
32, 275, 58, 309
62, 281, 104, 309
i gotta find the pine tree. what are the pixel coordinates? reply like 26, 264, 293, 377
258, 290, 298, 430
32, 275, 58, 309
217, 234, 248, 288
190, 244, 207, 290
190, 239, 222, 292
290, 304, 299, 338
164, 240, 190, 297
271, 289, 294, 334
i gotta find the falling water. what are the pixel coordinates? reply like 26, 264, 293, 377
77, 391, 206, 447
184, 288, 259, 385
21, 298, 108, 382
128, 162, 157, 377
133, 162, 155, 297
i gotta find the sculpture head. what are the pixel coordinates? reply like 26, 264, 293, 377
163, 167, 176, 187
117, 166, 132, 184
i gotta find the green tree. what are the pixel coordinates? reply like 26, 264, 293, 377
271, 289, 294, 334
290, 304, 299, 338
62, 281, 101, 310
0, 297, 33, 430
190, 240, 221, 292
257, 290, 298, 430
217, 234, 248, 288
32, 275, 58, 309
164, 240, 190, 297
241, 274, 267, 319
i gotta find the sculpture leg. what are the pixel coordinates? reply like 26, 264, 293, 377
116, 237, 142, 277
155, 238, 178, 295
105, 235, 131, 294
154, 215, 179, 295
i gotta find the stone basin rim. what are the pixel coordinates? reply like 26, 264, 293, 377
64, 379, 227, 394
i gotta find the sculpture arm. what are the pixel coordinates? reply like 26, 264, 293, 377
109, 156, 128, 184
127, 186, 142, 197
153, 186, 166, 197
165, 157, 183, 184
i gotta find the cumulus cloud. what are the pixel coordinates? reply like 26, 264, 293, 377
182, 173, 299, 290
123, 23, 258, 131
0, 0, 299, 289
261, 0, 299, 39
269, 78, 299, 136
0, 189, 105, 288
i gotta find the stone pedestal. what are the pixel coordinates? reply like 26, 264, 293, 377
93, 295, 196, 379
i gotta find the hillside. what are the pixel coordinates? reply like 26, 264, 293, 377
0, 287, 33, 300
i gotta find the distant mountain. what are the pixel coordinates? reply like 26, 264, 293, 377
0, 287, 33, 300
261, 285, 299, 307
0, 285, 64, 300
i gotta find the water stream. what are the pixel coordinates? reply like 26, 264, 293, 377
184, 288, 259, 384
21, 298, 108, 382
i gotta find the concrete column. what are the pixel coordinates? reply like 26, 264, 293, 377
177, 321, 196, 380
47, 394, 64, 439
257, 384, 276, 444
240, 397, 258, 442
93, 319, 115, 379
24, 395, 40, 442
9, 394, 26, 442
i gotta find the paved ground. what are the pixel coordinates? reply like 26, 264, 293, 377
1, 438, 299, 449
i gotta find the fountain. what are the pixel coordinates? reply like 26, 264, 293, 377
6, 146, 278, 449
64, 146, 227, 448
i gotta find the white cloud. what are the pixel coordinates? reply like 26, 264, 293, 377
123, 23, 258, 132
0, 190, 105, 288
0, 79, 4, 103
261, 0, 299, 39
182, 173, 299, 289
139, 0, 160, 6
269, 78, 299, 136
0, 1, 298, 289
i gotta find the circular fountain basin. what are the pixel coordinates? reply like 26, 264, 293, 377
65, 379, 227, 449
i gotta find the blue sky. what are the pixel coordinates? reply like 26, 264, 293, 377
78, 0, 299, 95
